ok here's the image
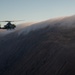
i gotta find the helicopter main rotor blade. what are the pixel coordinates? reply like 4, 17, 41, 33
0, 20, 24, 22
0, 21, 14, 22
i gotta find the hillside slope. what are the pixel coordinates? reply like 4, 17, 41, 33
0, 15, 75, 75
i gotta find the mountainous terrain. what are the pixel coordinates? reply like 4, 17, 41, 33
0, 15, 75, 75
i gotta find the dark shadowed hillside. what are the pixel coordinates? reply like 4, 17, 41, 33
0, 16, 75, 75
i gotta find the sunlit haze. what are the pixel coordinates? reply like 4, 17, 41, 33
0, 0, 75, 25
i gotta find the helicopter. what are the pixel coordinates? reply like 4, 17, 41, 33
0, 20, 22, 30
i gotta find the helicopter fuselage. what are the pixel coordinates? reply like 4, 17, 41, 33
0, 22, 16, 30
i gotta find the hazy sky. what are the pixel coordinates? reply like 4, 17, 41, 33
0, 0, 75, 24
